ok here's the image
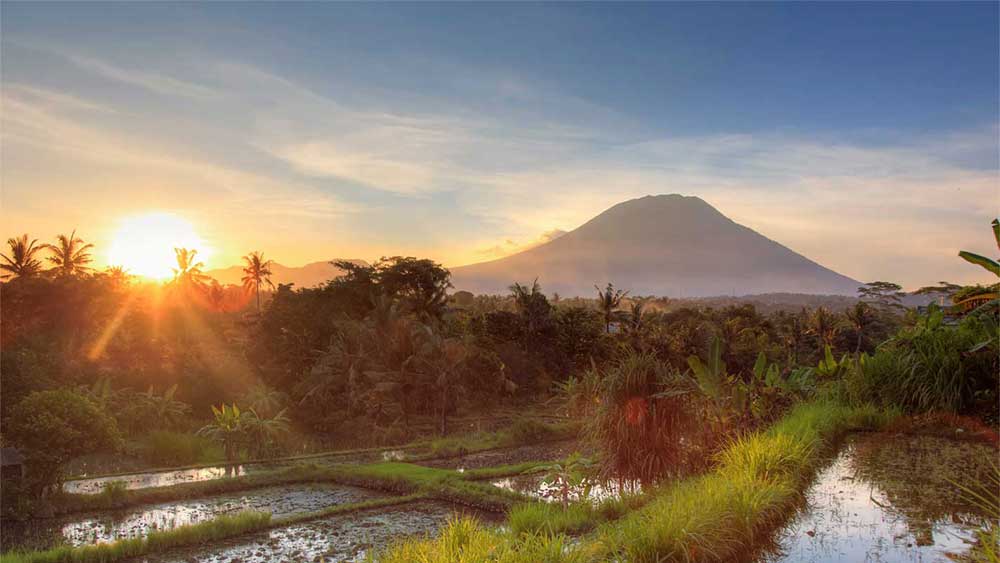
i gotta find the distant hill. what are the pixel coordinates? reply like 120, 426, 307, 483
206, 259, 368, 289
450, 194, 862, 297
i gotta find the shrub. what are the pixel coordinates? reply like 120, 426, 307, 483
139, 431, 221, 466
507, 418, 557, 444
5, 390, 122, 495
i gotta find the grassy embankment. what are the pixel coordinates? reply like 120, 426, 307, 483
375, 401, 897, 563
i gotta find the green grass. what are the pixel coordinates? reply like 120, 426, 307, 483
597, 401, 894, 562
508, 493, 645, 536
372, 401, 897, 563
0, 511, 271, 563
137, 431, 223, 466
372, 515, 595, 563
423, 420, 579, 458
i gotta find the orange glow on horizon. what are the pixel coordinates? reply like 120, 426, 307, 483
107, 212, 213, 280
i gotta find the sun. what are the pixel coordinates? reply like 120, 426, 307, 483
107, 213, 212, 280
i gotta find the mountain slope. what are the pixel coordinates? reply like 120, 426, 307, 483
206, 259, 368, 288
450, 194, 860, 297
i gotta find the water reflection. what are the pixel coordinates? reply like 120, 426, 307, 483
760, 433, 995, 563
3, 483, 387, 551
492, 474, 639, 504
138, 501, 501, 563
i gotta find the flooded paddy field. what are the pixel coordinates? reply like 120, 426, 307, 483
416, 440, 581, 470
133, 500, 500, 563
760, 432, 997, 563
3, 483, 389, 552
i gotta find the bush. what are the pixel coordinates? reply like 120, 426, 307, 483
5, 390, 122, 495
139, 431, 221, 466
506, 418, 558, 444
847, 313, 997, 414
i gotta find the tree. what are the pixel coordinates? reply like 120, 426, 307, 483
242, 251, 275, 313
510, 279, 551, 335
595, 282, 628, 333
858, 281, 905, 311
171, 248, 209, 288
845, 301, 876, 353
6, 390, 121, 495
958, 218, 1000, 278
1, 234, 45, 280
806, 306, 840, 349
45, 230, 94, 276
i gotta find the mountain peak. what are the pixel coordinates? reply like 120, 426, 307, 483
451, 194, 859, 297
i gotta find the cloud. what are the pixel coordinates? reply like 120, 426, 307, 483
3, 49, 996, 287
476, 228, 567, 260
66, 53, 219, 100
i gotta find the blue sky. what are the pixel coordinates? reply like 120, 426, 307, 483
2, 2, 997, 288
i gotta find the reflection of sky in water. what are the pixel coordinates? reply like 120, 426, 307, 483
492, 475, 639, 504
761, 434, 991, 563
143, 501, 496, 563
3, 484, 385, 551
62, 465, 256, 494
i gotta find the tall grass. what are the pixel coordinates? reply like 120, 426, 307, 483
138, 431, 222, 466
0, 512, 270, 563
372, 516, 593, 563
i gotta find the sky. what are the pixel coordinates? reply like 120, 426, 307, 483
2, 2, 998, 289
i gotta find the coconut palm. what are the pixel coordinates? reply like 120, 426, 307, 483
241, 251, 275, 313
806, 306, 840, 349
845, 301, 876, 353
171, 248, 209, 288
959, 218, 1000, 278
45, 230, 94, 276
1, 234, 45, 279
595, 282, 628, 333
510, 279, 551, 335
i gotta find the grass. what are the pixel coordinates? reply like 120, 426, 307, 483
137, 431, 223, 466
0, 511, 271, 563
508, 493, 645, 536
371, 401, 898, 563
423, 419, 579, 458
596, 401, 895, 562
372, 515, 595, 563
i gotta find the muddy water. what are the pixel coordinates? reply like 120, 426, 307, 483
136, 500, 500, 563
760, 432, 996, 563
3, 483, 387, 552
417, 441, 581, 470
491, 473, 638, 504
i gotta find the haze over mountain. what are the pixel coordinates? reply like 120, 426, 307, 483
206, 259, 367, 289
450, 195, 862, 297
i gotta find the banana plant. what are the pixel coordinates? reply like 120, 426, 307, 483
687, 335, 737, 429
958, 218, 1000, 277
815, 345, 851, 380
198, 403, 246, 462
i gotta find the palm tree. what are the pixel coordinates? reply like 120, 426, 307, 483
845, 301, 876, 353
628, 298, 650, 333
595, 282, 628, 333
241, 251, 274, 313
171, 248, 209, 288
958, 218, 1000, 278
510, 279, 550, 335
45, 230, 94, 276
1, 234, 45, 279
806, 306, 840, 350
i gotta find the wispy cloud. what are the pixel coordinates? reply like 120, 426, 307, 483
66, 53, 219, 100
476, 228, 567, 260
